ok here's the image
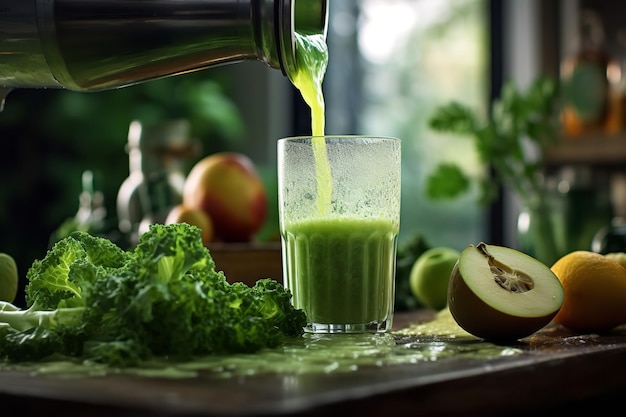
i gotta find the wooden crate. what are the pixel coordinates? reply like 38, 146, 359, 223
207, 242, 283, 287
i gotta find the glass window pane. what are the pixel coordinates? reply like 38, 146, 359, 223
327, 0, 489, 249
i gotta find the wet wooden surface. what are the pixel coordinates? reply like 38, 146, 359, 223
1, 310, 626, 417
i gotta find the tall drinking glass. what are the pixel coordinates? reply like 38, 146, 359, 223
278, 136, 401, 333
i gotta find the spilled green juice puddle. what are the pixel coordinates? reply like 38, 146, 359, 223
0, 310, 522, 379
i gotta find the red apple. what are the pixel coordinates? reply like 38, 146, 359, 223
165, 204, 215, 246
182, 152, 268, 242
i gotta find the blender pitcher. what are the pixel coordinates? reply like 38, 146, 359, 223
0, 0, 328, 107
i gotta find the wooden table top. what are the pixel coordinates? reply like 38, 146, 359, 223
1, 309, 625, 417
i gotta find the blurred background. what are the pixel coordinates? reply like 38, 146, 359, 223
2, 0, 625, 306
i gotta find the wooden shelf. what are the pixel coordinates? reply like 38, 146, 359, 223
544, 134, 626, 167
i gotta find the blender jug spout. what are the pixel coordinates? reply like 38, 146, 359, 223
0, 0, 328, 93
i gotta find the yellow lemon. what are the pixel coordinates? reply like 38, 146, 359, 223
551, 251, 626, 333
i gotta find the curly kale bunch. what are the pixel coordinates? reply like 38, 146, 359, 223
0, 223, 305, 366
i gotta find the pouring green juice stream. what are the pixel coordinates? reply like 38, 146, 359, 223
291, 33, 332, 214
283, 34, 399, 332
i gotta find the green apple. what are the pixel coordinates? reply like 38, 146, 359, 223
0, 253, 18, 303
409, 247, 460, 310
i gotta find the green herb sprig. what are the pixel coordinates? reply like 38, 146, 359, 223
426, 77, 559, 205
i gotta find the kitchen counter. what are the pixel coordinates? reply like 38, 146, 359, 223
1, 309, 625, 417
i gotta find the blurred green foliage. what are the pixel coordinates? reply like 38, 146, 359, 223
426, 77, 559, 205
0, 71, 246, 307
394, 233, 431, 312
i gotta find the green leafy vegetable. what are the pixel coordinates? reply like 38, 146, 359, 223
424, 163, 471, 200
426, 77, 559, 205
0, 223, 306, 366
395, 233, 431, 311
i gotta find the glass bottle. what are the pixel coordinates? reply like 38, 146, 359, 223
49, 170, 109, 246
561, 10, 622, 136
592, 172, 626, 254
116, 119, 200, 246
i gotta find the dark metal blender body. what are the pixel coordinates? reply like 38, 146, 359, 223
0, 0, 327, 106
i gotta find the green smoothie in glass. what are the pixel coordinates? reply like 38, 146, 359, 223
282, 30, 400, 333
282, 216, 397, 331
278, 135, 401, 333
